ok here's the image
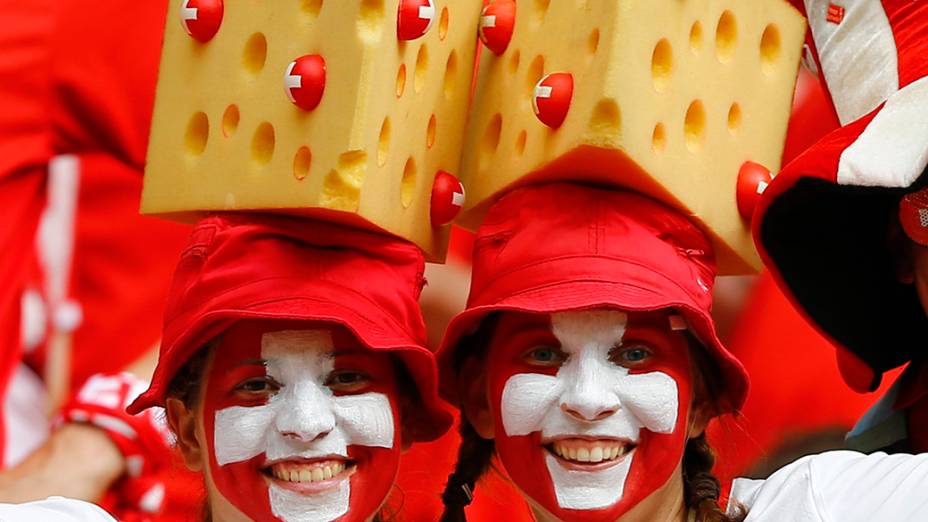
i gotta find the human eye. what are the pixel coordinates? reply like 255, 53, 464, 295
611, 345, 653, 367
233, 376, 280, 400
521, 346, 567, 367
325, 369, 371, 393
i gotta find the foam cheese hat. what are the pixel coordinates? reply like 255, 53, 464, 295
754, 2, 928, 393
439, 183, 749, 413
128, 213, 452, 442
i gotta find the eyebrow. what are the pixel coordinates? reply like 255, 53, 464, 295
235, 358, 267, 367
331, 349, 368, 357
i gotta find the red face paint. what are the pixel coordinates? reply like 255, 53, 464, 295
485, 310, 694, 522
201, 319, 403, 522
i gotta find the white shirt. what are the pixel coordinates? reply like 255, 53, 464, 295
730, 451, 928, 521
0, 498, 116, 521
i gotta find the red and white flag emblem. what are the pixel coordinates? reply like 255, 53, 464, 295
827, 3, 845, 25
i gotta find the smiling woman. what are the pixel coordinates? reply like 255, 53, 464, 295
126, 213, 452, 522
438, 183, 750, 522
166, 322, 407, 522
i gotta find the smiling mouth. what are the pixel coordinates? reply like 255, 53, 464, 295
544, 438, 636, 467
262, 458, 355, 492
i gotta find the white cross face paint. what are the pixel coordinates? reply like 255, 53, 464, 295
203, 323, 403, 522
487, 310, 693, 522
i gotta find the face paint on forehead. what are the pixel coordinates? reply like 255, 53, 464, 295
203, 323, 403, 522
488, 310, 693, 522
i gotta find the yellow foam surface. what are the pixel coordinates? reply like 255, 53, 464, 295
142, 0, 482, 261
460, 0, 805, 274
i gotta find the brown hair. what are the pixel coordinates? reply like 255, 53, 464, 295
439, 317, 747, 522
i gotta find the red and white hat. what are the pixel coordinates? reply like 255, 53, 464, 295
755, 1, 928, 392
439, 183, 750, 413
128, 213, 452, 442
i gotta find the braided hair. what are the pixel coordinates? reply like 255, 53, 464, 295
440, 320, 747, 522
439, 421, 496, 522
684, 434, 746, 522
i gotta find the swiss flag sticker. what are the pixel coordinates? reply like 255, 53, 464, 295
827, 3, 845, 25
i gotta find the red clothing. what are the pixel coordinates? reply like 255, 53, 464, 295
0, 1, 197, 519
0, 0, 56, 463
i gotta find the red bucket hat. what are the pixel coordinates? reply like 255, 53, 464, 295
439, 183, 749, 412
128, 213, 452, 442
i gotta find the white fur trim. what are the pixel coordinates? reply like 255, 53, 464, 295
804, 0, 899, 125
838, 76, 928, 188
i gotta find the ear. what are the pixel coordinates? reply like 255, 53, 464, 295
166, 397, 205, 472
459, 355, 495, 439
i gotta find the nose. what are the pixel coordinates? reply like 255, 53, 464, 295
559, 360, 620, 422
560, 401, 618, 421
275, 382, 336, 442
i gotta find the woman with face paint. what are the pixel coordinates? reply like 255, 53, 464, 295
438, 183, 751, 522
125, 213, 453, 522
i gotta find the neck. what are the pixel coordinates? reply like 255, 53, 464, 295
528, 463, 689, 522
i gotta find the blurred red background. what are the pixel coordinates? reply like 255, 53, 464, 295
0, 1, 898, 519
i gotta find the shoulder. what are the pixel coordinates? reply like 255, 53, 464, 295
0, 497, 116, 522
729, 451, 928, 522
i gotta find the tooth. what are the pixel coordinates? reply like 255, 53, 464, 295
311, 468, 325, 482
577, 448, 590, 462
611, 447, 619, 459
323, 466, 333, 479
568, 448, 577, 460
590, 447, 603, 463
554, 445, 563, 457
289, 470, 299, 482
298, 469, 311, 482
333, 463, 344, 475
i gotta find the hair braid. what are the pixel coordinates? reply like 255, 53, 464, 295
439, 420, 496, 522
683, 433, 746, 522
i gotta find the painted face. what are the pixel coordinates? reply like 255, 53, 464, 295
202, 320, 402, 522
486, 310, 693, 522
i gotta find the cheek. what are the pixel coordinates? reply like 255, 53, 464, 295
496, 372, 561, 436
622, 370, 686, 435
203, 409, 276, 521
341, 395, 403, 522
487, 355, 559, 429
334, 393, 397, 448
489, 372, 562, 511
